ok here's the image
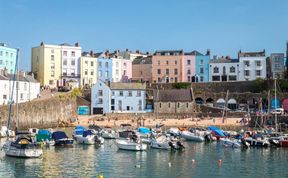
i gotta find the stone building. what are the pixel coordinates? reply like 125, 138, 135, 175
132, 56, 152, 82
153, 89, 195, 113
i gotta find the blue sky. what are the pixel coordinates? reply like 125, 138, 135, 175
1, 0, 288, 71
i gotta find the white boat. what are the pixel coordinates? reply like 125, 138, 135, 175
73, 126, 104, 145
0, 126, 15, 138
2, 136, 43, 158
116, 140, 147, 151
150, 135, 171, 150
220, 138, 241, 148
102, 128, 117, 139
181, 130, 204, 142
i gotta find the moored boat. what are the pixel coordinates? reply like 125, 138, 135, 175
52, 131, 74, 146
116, 139, 147, 151
181, 130, 204, 142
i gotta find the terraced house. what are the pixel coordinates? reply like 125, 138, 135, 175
0, 43, 17, 74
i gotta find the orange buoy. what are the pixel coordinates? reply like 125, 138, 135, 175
218, 159, 222, 166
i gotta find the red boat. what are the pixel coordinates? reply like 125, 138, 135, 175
279, 136, 288, 147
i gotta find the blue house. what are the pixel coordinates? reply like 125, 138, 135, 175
97, 57, 112, 82
0, 43, 18, 74
195, 50, 210, 82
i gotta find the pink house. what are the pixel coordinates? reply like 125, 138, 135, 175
182, 52, 196, 82
121, 59, 132, 82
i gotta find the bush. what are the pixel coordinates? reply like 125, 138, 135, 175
173, 83, 191, 89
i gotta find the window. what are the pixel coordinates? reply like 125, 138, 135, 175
6, 52, 8, 57
71, 51, 75, 57
0, 60, 2, 65
51, 55, 54, 61
128, 91, 132, 97
178, 103, 180, 108
158, 61, 160, 65
256, 70, 261, 76
10, 53, 13, 57
200, 59, 204, 65
175, 60, 177, 65
166, 69, 169, 75
91, 70, 94, 75
10, 61, 13, 66
230, 66, 235, 73
51, 63, 55, 69
159, 103, 162, 108
0, 51, 2, 56
98, 90, 103, 96
174, 69, 178, 75
99, 71, 102, 77
229, 76, 237, 81
49, 80, 54, 85
105, 62, 109, 68
187, 60, 191, 65
158, 78, 161, 82
166, 61, 169, 65
116, 69, 119, 75
51, 71, 55, 77
85, 69, 88, 75
188, 76, 191, 82
187, 103, 189, 108
138, 100, 142, 110
213, 67, 219, 73
3, 95, 7, 99
137, 91, 141, 97
71, 60, 75, 66
98, 62, 102, 67
20, 93, 23, 100
111, 99, 115, 105
105, 71, 108, 77
118, 100, 122, 110
62, 69, 67, 76
200, 76, 204, 81
91, 61, 94, 66
157, 69, 161, 75
85, 61, 88, 65
63, 59, 67, 65
71, 69, 75, 76
175, 77, 178, 82
256, 61, 261, 67
63, 51, 67, 56
223, 66, 226, 75
112, 91, 115, 96
98, 98, 103, 104
123, 62, 127, 67
200, 67, 204, 74
244, 61, 250, 67
244, 70, 250, 76
187, 69, 191, 75
116, 62, 119, 68
51, 49, 54, 53
168, 103, 171, 108
119, 91, 123, 96
212, 76, 221, 81
123, 70, 126, 75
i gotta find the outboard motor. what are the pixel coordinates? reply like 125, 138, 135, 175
269, 139, 280, 147
177, 141, 185, 149
168, 141, 177, 150
241, 138, 249, 149
204, 134, 212, 142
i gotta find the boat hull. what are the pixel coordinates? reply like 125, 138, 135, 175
3, 141, 43, 158
116, 140, 147, 151
181, 131, 204, 142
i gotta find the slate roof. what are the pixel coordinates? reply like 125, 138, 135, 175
132, 56, 152, 64
238, 50, 265, 57
0, 74, 38, 83
210, 58, 239, 63
110, 82, 146, 90
154, 50, 183, 55
153, 89, 193, 102
184, 50, 203, 56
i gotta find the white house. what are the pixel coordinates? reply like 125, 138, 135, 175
0, 70, 40, 105
91, 80, 146, 114
111, 57, 122, 82
238, 50, 266, 81
209, 57, 239, 82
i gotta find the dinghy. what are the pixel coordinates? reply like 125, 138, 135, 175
181, 130, 204, 142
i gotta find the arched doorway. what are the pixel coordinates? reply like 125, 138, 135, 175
206, 98, 214, 107
216, 98, 225, 108
195, 97, 204, 105
228, 98, 237, 110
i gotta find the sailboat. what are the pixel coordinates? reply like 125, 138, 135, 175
2, 49, 43, 158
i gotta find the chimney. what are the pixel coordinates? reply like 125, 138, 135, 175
126, 48, 129, 52
105, 50, 110, 57
3, 67, 8, 77
90, 50, 93, 57
136, 50, 140, 54
206, 49, 211, 56
146, 51, 150, 55
75, 42, 79, 47
40, 42, 44, 46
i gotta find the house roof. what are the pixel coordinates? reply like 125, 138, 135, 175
132, 56, 152, 64
238, 50, 265, 57
153, 89, 193, 102
154, 50, 183, 55
25, 75, 38, 82
184, 50, 203, 56
110, 82, 146, 90
210, 58, 239, 63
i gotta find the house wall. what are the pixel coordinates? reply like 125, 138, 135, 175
132, 63, 152, 82
91, 80, 111, 114
182, 54, 196, 82
121, 59, 132, 82
80, 56, 97, 87
0, 44, 17, 74
111, 58, 122, 82
209, 62, 239, 82
195, 54, 210, 82
239, 56, 266, 81
154, 102, 195, 113
152, 54, 183, 83
97, 58, 112, 82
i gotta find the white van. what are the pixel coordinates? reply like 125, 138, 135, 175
271, 108, 284, 115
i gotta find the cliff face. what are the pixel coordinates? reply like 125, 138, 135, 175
0, 97, 77, 129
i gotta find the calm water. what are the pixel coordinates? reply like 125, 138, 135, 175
0, 128, 288, 178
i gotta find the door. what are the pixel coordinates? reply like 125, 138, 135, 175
93, 107, 103, 114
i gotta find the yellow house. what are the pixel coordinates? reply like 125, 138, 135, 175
80, 52, 98, 87
31, 42, 82, 88
31, 43, 62, 87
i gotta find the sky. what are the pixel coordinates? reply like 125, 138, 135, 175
1, 0, 288, 71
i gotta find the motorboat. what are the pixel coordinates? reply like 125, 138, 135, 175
36, 129, 55, 146
219, 138, 241, 148
73, 126, 104, 145
181, 130, 204, 142
137, 127, 152, 144
118, 130, 136, 140
116, 139, 147, 151
279, 136, 288, 147
51, 131, 74, 146
150, 134, 185, 150
2, 135, 43, 158
244, 135, 270, 147
0, 126, 15, 138
168, 128, 181, 137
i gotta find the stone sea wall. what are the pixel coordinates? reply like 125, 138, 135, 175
0, 97, 77, 129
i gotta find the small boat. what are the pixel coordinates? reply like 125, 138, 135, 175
36, 129, 55, 146
52, 131, 74, 146
150, 134, 185, 150
0, 126, 15, 138
244, 136, 270, 147
181, 130, 204, 142
74, 130, 103, 145
220, 138, 241, 148
118, 130, 136, 140
279, 136, 288, 147
116, 139, 147, 151
2, 135, 43, 158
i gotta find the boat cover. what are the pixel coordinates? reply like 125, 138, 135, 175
74, 125, 86, 135
38, 130, 51, 135
208, 126, 226, 137
52, 131, 68, 140
138, 127, 151, 134
83, 130, 94, 137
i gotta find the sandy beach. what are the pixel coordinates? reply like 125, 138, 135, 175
74, 115, 244, 130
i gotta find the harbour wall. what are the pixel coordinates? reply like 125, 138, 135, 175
0, 96, 77, 129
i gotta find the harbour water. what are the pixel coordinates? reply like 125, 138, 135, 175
0, 128, 288, 178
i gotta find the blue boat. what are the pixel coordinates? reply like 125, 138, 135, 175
208, 126, 226, 137
51, 131, 74, 146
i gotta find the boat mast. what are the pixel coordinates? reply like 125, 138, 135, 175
274, 79, 278, 132
16, 49, 19, 129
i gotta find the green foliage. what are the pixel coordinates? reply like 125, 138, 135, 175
252, 78, 268, 92
70, 88, 82, 98
279, 79, 288, 92
173, 83, 191, 89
